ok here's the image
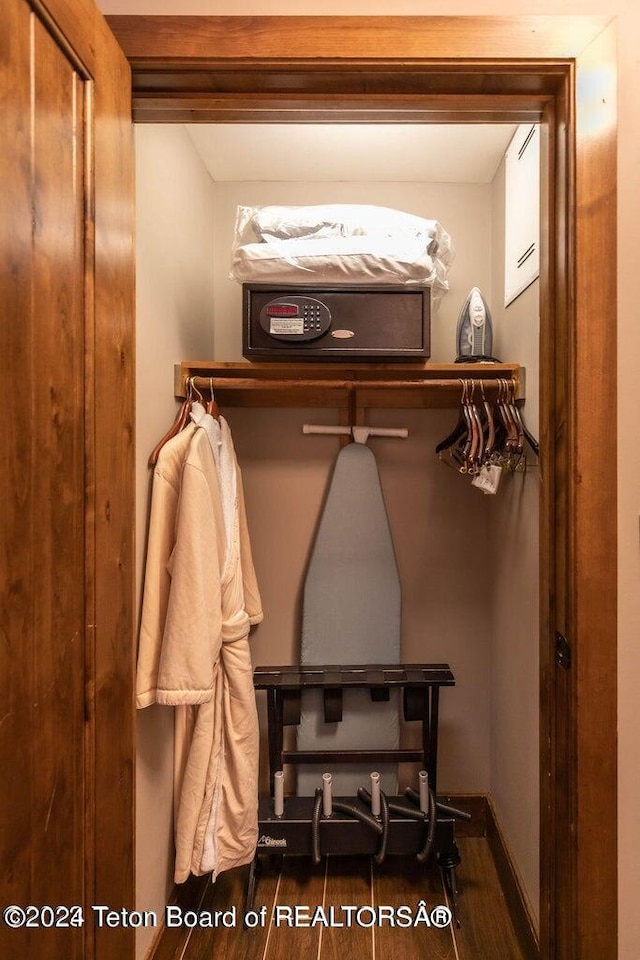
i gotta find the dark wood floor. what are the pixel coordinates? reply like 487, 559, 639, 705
171, 839, 528, 960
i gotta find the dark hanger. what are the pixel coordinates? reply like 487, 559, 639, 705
435, 384, 468, 455
508, 379, 539, 458
437, 380, 487, 473
435, 417, 467, 455
495, 379, 518, 461
436, 375, 540, 477
459, 383, 475, 471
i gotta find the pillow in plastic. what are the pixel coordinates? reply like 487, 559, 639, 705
251, 202, 441, 242
231, 234, 447, 289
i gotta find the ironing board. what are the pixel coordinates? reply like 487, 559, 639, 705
297, 441, 401, 795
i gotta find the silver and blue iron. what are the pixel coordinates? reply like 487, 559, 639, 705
455, 286, 496, 362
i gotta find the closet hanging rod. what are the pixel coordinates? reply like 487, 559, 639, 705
338, 379, 522, 393
179, 375, 523, 397
185, 376, 353, 392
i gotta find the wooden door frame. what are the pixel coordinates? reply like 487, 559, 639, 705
2, 2, 135, 959
106, 15, 617, 960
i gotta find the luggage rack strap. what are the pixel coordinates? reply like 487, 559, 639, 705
254, 663, 455, 690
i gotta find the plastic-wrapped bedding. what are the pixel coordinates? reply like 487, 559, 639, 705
232, 236, 442, 286
229, 204, 453, 298
249, 203, 446, 249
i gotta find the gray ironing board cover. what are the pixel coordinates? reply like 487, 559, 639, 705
297, 441, 401, 796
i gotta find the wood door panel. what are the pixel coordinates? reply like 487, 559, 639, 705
1, 3, 135, 959
572, 22, 617, 960
31, 0, 97, 75
30, 10, 86, 922
0, 0, 36, 935
91, 15, 136, 959
1, 5, 86, 959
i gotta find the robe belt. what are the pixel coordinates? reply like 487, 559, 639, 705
221, 611, 251, 644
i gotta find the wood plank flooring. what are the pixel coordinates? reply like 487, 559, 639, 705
176, 839, 528, 960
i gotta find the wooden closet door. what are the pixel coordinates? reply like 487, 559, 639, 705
0, 3, 135, 959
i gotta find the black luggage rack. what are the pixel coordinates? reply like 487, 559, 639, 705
249, 663, 468, 919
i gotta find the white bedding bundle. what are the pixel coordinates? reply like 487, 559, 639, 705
229, 204, 453, 297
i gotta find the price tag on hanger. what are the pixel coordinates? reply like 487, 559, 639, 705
471, 464, 503, 495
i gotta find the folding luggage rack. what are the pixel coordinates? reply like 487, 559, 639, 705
248, 663, 469, 919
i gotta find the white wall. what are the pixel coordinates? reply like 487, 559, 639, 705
135, 124, 216, 960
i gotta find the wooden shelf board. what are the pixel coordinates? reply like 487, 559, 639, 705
175, 360, 524, 408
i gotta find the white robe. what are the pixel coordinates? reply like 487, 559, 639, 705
136, 409, 263, 881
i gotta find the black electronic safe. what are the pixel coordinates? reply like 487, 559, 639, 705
242, 284, 431, 361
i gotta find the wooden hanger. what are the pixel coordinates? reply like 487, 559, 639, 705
148, 377, 195, 468
437, 377, 539, 477
205, 377, 220, 419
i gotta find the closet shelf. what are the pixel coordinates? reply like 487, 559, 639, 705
175, 361, 525, 410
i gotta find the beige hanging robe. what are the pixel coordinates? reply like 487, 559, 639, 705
136, 409, 263, 882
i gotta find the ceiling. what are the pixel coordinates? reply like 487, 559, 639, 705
185, 123, 519, 184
